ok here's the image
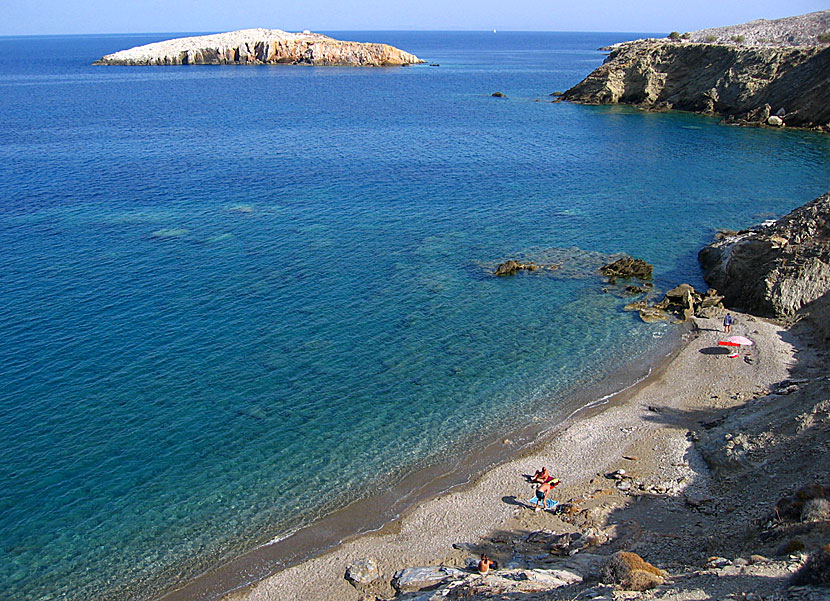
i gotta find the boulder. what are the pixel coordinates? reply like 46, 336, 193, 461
647, 283, 707, 321
345, 558, 380, 586
392, 566, 465, 592
639, 307, 671, 323
767, 115, 785, 126
500, 568, 582, 587
699, 289, 725, 308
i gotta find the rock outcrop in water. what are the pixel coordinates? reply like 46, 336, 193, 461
493, 260, 540, 276
698, 192, 830, 319
561, 11, 830, 130
93, 29, 424, 67
599, 257, 653, 283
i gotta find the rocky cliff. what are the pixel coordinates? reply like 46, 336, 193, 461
561, 39, 830, 129
699, 192, 830, 320
93, 29, 424, 67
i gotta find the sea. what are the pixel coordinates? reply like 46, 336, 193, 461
1, 30, 828, 601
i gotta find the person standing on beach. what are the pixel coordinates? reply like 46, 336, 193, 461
724, 313, 734, 333
533, 477, 560, 511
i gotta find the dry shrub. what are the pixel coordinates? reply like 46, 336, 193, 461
802, 498, 830, 523
791, 544, 830, 587
625, 569, 664, 591
776, 485, 829, 520
778, 538, 806, 555
601, 551, 666, 590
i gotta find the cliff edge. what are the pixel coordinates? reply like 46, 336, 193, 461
562, 11, 830, 129
93, 29, 424, 67
699, 192, 830, 326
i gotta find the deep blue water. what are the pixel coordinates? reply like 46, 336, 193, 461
0, 31, 828, 601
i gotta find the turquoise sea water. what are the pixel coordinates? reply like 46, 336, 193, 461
1, 31, 829, 600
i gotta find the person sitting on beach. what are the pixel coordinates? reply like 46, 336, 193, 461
478, 554, 496, 574
531, 467, 551, 483
533, 477, 561, 511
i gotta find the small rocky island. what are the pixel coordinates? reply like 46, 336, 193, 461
93, 29, 424, 67
562, 10, 830, 130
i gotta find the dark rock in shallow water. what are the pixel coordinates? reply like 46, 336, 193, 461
600, 257, 653, 282
494, 260, 539, 276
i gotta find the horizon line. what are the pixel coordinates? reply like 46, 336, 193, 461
0, 28, 667, 39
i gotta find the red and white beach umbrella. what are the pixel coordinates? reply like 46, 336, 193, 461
718, 335, 753, 357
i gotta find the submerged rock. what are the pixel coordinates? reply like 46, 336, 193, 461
94, 29, 424, 66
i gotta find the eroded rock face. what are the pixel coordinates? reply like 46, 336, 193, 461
698, 192, 830, 318
562, 40, 830, 129
94, 29, 424, 67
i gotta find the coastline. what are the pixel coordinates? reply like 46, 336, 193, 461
154, 324, 686, 601
154, 310, 802, 601
221, 313, 797, 601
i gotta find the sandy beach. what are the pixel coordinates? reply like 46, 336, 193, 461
186, 308, 819, 601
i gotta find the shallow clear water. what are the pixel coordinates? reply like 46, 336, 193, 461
0, 31, 828, 600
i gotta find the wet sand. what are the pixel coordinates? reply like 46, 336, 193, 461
162, 312, 796, 601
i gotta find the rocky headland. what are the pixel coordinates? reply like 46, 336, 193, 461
93, 29, 424, 67
561, 11, 830, 130
700, 192, 830, 324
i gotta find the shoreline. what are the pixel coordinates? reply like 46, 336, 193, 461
154, 326, 687, 601
212, 311, 799, 601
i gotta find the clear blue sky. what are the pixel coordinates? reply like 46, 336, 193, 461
2, 0, 828, 36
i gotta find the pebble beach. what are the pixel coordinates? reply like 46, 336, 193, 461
193, 311, 808, 601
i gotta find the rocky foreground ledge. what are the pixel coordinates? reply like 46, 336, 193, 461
562, 11, 830, 130
93, 29, 424, 67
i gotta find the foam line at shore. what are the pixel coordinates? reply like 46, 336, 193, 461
155, 326, 686, 601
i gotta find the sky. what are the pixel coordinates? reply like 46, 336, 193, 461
2, 0, 828, 36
